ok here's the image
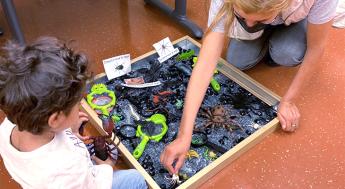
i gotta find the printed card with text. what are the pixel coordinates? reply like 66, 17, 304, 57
153, 37, 179, 63
103, 54, 131, 80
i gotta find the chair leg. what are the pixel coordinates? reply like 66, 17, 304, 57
1, 0, 25, 44
144, 0, 203, 39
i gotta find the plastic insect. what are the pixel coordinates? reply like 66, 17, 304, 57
186, 149, 199, 159
87, 136, 118, 161
152, 91, 175, 105
203, 148, 218, 161
85, 117, 119, 162
175, 99, 184, 109
199, 105, 243, 132
164, 174, 182, 186
128, 103, 142, 121
178, 172, 190, 181
143, 61, 163, 83
175, 49, 195, 61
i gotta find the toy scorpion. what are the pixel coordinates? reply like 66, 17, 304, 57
84, 117, 119, 161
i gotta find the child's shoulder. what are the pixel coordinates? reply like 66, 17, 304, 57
0, 118, 16, 157
0, 117, 15, 138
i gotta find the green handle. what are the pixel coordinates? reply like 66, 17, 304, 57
133, 135, 150, 159
210, 78, 221, 93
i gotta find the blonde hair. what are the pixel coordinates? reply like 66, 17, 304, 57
206, 0, 292, 35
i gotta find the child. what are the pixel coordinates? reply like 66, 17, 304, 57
0, 37, 147, 189
161, 0, 338, 174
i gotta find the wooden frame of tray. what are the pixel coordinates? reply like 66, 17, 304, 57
80, 36, 280, 189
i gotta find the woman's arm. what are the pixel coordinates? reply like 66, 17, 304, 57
278, 20, 332, 131
179, 32, 225, 141
160, 31, 225, 174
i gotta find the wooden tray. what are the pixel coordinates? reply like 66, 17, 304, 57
81, 36, 280, 189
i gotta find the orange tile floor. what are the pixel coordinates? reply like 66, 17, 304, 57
0, 1, 344, 188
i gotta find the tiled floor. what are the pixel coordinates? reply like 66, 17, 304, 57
0, 0, 344, 188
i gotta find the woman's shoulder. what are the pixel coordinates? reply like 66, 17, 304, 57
308, 0, 339, 24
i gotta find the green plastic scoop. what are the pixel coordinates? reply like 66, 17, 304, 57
132, 114, 168, 159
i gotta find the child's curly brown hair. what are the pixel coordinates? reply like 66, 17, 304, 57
0, 37, 89, 134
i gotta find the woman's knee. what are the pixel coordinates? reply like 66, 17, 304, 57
269, 20, 307, 67
269, 45, 305, 66
226, 43, 266, 70
226, 52, 260, 70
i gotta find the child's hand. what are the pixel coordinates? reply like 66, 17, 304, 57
72, 111, 90, 141
92, 155, 115, 167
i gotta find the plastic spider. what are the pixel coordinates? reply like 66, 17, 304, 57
199, 105, 243, 132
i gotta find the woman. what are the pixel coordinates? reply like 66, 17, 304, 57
161, 0, 338, 174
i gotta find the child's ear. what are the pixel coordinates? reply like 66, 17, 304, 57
48, 112, 63, 129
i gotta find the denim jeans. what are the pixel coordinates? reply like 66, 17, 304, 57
226, 19, 307, 70
112, 169, 147, 189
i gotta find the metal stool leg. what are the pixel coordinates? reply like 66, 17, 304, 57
1, 0, 25, 44
145, 0, 203, 39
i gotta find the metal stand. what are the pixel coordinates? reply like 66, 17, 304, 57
0, 0, 203, 44
144, 0, 203, 39
1, 0, 25, 44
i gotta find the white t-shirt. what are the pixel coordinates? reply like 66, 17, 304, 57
0, 118, 113, 189
208, 0, 339, 33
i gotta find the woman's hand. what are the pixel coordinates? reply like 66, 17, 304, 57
160, 136, 191, 174
277, 100, 300, 132
277, 21, 332, 132
72, 111, 90, 141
